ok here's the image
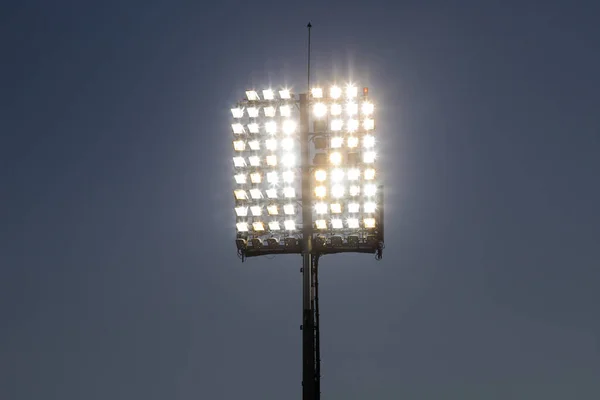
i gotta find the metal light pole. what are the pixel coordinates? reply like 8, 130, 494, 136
230, 23, 384, 400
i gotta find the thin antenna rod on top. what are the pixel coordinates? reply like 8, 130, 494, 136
307, 22, 312, 91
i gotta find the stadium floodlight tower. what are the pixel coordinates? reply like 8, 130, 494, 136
230, 24, 384, 400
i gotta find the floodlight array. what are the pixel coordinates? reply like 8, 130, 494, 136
309, 83, 382, 245
232, 87, 301, 247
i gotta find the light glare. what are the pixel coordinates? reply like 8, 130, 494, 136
282, 119, 296, 134
347, 168, 360, 181
331, 184, 345, 198
347, 135, 359, 147
346, 102, 358, 116
330, 103, 342, 116
363, 118, 374, 130
361, 102, 374, 115
346, 84, 358, 98
280, 105, 291, 117
364, 202, 377, 213
282, 154, 296, 167
364, 184, 377, 197
363, 151, 376, 163
265, 121, 277, 134
315, 185, 327, 198
330, 85, 342, 99
331, 136, 343, 148
265, 138, 278, 150
281, 137, 294, 151
331, 218, 343, 229
246, 90, 259, 101
331, 119, 343, 131
282, 170, 295, 183
313, 102, 327, 118
349, 185, 360, 196
315, 202, 328, 214
364, 168, 376, 180
363, 134, 375, 148
311, 88, 323, 98
331, 168, 344, 182
329, 152, 342, 165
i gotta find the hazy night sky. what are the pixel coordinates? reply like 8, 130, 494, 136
1, 1, 600, 399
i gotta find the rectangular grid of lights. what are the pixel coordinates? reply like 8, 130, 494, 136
232, 88, 300, 242
310, 83, 381, 238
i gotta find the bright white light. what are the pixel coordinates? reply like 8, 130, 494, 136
284, 220, 296, 231
266, 171, 279, 184
282, 170, 295, 183
232, 123, 245, 134
364, 218, 376, 229
315, 185, 327, 198
364, 168, 376, 180
363, 134, 375, 148
364, 184, 377, 197
283, 203, 295, 215
253, 221, 265, 231
314, 169, 327, 182
331, 184, 345, 198
265, 138, 278, 150
331, 103, 342, 116
331, 218, 343, 229
280, 105, 291, 117
267, 205, 279, 215
347, 119, 359, 133
311, 88, 323, 98
234, 173, 247, 184
269, 221, 281, 230
347, 135, 359, 148
237, 222, 249, 232
264, 106, 276, 117
363, 118, 374, 131
234, 189, 248, 200
331, 168, 344, 182
330, 203, 342, 214
266, 155, 277, 166
329, 152, 342, 165
330, 85, 342, 99
347, 218, 360, 229
313, 103, 327, 118
266, 189, 278, 199
281, 137, 294, 151
331, 136, 343, 148
250, 172, 262, 183
283, 187, 295, 198
248, 156, 260, 166
361, 102, 374, 115
248, 123, 259, 134
315, 202, 328, 214
346, 84, 358, 98
233, 157, 246, 167
250, 205, 262, 216
348, 202, 360, 213
347, 168, 360, 181
346, 102, 358, 116
363, 151, 376, 163
282, 154, 296, 167
235, 206, 248, 217
331, 119, 343, 131
248, 140, 260, 150
315, 219, 327, 230
246, 90, 259, 101
282, 119, 296, 134
231, 108, 244, 118
364, 201, 377, 213
349, 185, 361, 196
250, 188, 263, 199
247, 107, 259, 118
279, 89, 291, 99
262, 89, 274, 100
265, 121, 277, 134
233, 140, 245, 151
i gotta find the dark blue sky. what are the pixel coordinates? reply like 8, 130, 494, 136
2, 1, 599, 399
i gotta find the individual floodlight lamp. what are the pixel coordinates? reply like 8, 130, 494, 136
347, 218, 360, 229
331, 184, 345, 198
281, 137, 294, 151
247, 107, 259, 118
279, 89, 291, 99
347, 168, 360, 181
284, 203, 295, 215
363, 151, 376, 163
330, 168, 344, 182
330, 85, 342, 99
282, 170, 295, 183
250, 172, 262, 183
313, 102, 327, 118
331, 119, 343, 131
330, 203, 342, 214
330, 136, 343, 148
364, 168, 376, 180
248, 156, 260, 166
231, 108, 244, 118
250, 205, 262, 216
363, 118, 375, 131
248, 140, 260, 150
266, 188, 278, 199
348, 202, 360, 213
234, 173, 247, 184
249, 188, 263, 199
232, 123, 245, 134
361, 101, 374, 115
364, 184, 377, 197
263, 89, 275, 100
267, 204, 279, 215
347, 135, 359, 148
233, 157, 246, 167
269, 221, 281, 230
281, 154, 296, 167
311, 87, 323, 98
248, 123, 259, 134
364, 201, 377, 213
265, 121, 277, 134
363, 134, 375, 148
314, 169, 327, 182
234, 189, 248, 200
329, 152, 342, 165
253, 221, 265, 231
364, 218, 376, 229
266, 155, 277, 166
330, 103, 342, 116
315, 185, 327, 198
315, 202, 328, 214
265, 138, 278, 150
235, 206, 248, 217
315, 219, 327, 230
264, 106, 276, 117
345, 84, 358, 98
236, 222, 249, 232
331, 218, 343, 229
284, 220, 296, 230
246, 90, 259, 101
349, 185, 360, 196
233, 140, 245, 151
266, 171, 278, 184
283, 187, 296, 198
346, 102, 358, 116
